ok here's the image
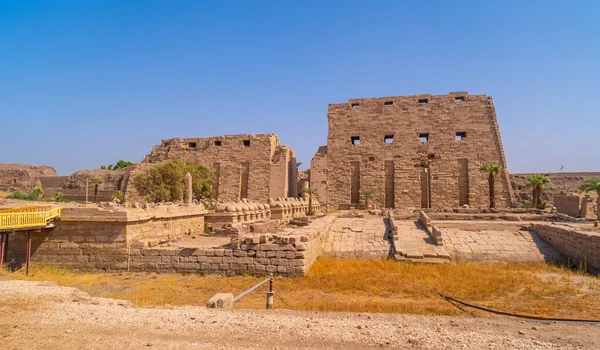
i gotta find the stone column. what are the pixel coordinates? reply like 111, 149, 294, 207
301, 181, 309, 199
184, 172, 193, 205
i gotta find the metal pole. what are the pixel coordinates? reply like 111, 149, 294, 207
26, 231, 31, 276
0, 233, 5, 265
3, 233, 9, 267
266, 272, 274, 309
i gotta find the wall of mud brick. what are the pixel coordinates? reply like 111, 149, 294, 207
128, 215, 337, 276
530, 223, 600, 272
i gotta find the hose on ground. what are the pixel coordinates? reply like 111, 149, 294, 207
439, 293, 600, 324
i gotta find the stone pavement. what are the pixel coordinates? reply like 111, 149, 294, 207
324, 217, 392, 258
393, 221, 450, 260
441, 228, 564, 263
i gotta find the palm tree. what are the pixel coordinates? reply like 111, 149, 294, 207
579, 177, 600, 220
479, 162, 502, 209
526, 174, 551, 208
301, 187, 317, 215
91, 178, 103, 203
361, 189, 375, 209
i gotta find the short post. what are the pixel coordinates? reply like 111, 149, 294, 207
26, 231, 32, 276
266, 272, 274, 309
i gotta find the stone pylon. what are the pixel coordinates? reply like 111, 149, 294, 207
184, 172, 193, 205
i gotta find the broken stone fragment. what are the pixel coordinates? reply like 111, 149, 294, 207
206, 293, 234, 309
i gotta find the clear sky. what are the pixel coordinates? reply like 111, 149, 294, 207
1, 0, 598, 175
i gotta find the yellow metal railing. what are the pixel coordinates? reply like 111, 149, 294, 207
0, 206, 62, 230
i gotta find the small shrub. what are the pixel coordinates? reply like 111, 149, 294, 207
54, 192, 63, 202
112, 190, 125, 203
7, 191, 39, 200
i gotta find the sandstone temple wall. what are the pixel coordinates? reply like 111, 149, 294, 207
129, 215, 335, 276
6, 204, 206, 270
530, 223, 600, 272
309, 146, 328, 207
325, 92, 514, 210
5, 205, 333, 277
125, 134, 297, 203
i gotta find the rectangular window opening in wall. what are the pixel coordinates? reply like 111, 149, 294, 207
214, 140, 222, 146
351, 103, 360, 109
455, 96, 464, 102
384, 101, 393, 106
384, 135, 394, 144
188, 142, 197, 148
456, 132, 466, 141
243, 140, 251, 147
418, 99, 428, 104
351, 136, 360, 145
418, 133, 429, 143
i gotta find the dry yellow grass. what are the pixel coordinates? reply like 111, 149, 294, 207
3, 257, 599, 319
0, 191, 10, 199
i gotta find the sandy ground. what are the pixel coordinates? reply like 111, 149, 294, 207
1, 280, 599, 350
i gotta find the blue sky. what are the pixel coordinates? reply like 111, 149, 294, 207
1, 0, 598, 175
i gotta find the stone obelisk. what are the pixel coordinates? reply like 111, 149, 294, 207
184, 172, 193, 205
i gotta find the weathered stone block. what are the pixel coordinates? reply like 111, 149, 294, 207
206, 293, 234, 309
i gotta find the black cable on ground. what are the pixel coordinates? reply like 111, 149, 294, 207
439, 293, 600, 324
276, 293, 295, 310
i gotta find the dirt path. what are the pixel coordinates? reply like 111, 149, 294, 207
1, 280, 599, 349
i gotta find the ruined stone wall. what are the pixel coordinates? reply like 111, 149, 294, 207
0, 164, 57, 193
554, 195, 580, 217
326, 92, 514, 210
309, 146, 328, 207
511, 172, 600, 207
530, 223, 600, 272
126, 134, 296, 203
128, 215, 335, 276
6, 204, 206, 270
6, 210, 334, 277
39, 169, 130, 202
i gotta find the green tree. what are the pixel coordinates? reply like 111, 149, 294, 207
301, 187, 317, 215
133, 160, 215, 202
100, 165, 107, 170
579, 177, 600, 220
113, 160, 133, 170
107, 164, 114, 170
526, 174, 551, 208
54, 192, 63, 202
91, 178, 103, 203
361, 189, 375, 209
479, 162, 503, 209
